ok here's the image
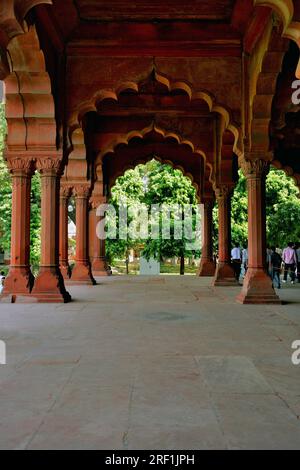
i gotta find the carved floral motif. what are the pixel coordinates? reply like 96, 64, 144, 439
6, 157, 34, 174
240, 159, 269, 179
74, 185, 91, 199
214, 185, 232, 201
36, 157, 63, 174
60, 186, 72, 199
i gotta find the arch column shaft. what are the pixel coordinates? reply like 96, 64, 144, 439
59, 191, 71, 279
198, 200, 215, 276
32, 160, 71, 303
71, 187, 95, 285
2, 159, 34, 301
90, 196, 111, 276
213, 187, 237, 286
237, 159, 281, 304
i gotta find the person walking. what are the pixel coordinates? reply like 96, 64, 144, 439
295, 242, 300, 283
0, 271, 5, 294
282, 242, 297, 284
266, 246, 273, 278
231, 243, 242, 282
241, 246, 248, 278
270, 247, 282, 289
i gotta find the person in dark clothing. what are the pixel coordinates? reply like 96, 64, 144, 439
270, 247, 282, 289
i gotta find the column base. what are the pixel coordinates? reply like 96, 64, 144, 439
31, 267, 71, 303
1, 293, 35, 304
1, 266, 34, 300
236, 268, 281, 304
198, 259, 216, 277
212, 262, 238, 286
71, 262, 96, 285
92, 257, 112, 277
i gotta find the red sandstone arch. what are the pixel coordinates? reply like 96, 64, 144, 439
4, 25, 58, 153
247, 1, 300, 156
0, 13, 69, 303
96, 125, 215, 200
254, 1, 300, 57
68, 72, 243, 161
109, 155, 200, 198
0, 1, 52, 45
249, 28, 289, 155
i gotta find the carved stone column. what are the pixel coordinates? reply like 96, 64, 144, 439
32, 158, 71, 303
198, 199, 216, 276
71, 185, 96, 285
59, 186, 71, 279
213, 185, 237, 286
2, 157, 34, 302
90, 195, 111, 276
237, 159, 281, 304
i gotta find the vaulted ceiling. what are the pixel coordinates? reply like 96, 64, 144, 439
1, 0, 300, 190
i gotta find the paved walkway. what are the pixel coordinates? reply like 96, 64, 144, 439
0, 276, 300, 449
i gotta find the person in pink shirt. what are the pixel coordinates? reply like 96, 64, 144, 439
282, 242, 297, 283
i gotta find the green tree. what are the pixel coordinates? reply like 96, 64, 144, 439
229, 168, 300, 249
106, 167, 145, 271
30, 173, 41, 266
106, 160, 200, 274
142, 161, 199, 274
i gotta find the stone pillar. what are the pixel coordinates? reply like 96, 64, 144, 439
2, 157, 34, 302
90, 196, 112, 276
213, 185, 237, 286
198, 199, 215, 276
71, 185, 96, 285
237, 159, 281, 304
32, 158, 71, 302
59, 186, 71, 279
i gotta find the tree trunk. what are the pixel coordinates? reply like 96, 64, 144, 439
180, 255, 185, 275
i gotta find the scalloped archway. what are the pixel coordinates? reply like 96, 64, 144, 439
96, 124, 212, 199
4, 25, 58, 153
96, 125, 212, 194
254, 0, 300, 52
110, 154, 200, 200
68, 71, 243, 161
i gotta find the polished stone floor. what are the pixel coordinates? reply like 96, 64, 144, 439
0, 276, 300, 450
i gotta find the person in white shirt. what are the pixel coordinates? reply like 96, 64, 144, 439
231, 244, 241, 281
241, 246, 248, 278
0, 271, 5, 294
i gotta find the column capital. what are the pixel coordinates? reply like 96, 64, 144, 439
74, 184, 91, 199
90, 195, 107, 210
6, 157, 34, 176
213, 184, 233, 200
60, 185, 72, 199
240, 158, 269, 179
36, 157, 63, 176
